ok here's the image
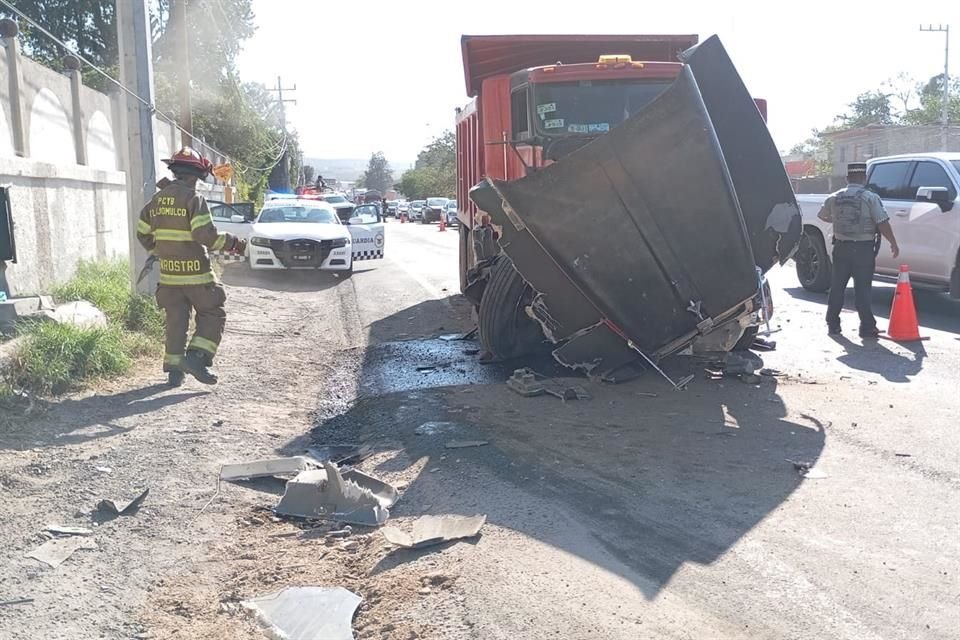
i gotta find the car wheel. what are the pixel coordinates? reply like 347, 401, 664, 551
950, 253, 960, 299
795, 230, 831, 293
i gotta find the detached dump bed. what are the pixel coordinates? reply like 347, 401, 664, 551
470, 36, 801, 378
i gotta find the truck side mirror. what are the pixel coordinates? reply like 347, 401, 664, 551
915, 186, 954, 211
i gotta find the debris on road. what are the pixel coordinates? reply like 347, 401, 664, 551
751, 337, 777, 351
506, 368, 590, 401
381, 514, 486, 550
439, 328, 478, 341
445, 440, 489, 449
0, 598, 34, 607
463, 348, 480, 356
26, 537, 98, 568
787, 459, 828, 480
305, 444, 373, 466
45, 525, 93, 537
415, 421, 457, 436
220, 456, 316, 481
241, 586, 362, 640
274, 462, 397, 526
97, 488, 149, 516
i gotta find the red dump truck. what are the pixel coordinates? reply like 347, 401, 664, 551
454, 35, 801, 380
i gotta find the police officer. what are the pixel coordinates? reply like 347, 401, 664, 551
136, 147, 246, 386
818, 162, 899, 337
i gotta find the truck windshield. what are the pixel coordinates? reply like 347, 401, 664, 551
532, 79, 672, 136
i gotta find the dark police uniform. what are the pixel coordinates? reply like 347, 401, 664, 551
817, 162, 887, 334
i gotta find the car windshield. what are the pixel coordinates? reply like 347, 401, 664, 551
323, 195, 346, 203
532, 79, 673, 136
952, 160, 960, 176
427, 198, 448, 207
257, 206, 338, 224
411, 201, 424, 207
446, 201, 457, 209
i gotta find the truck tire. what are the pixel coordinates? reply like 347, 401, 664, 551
795, 230, 831, 293
478, 256, 544, 360
950, 254, 960, 299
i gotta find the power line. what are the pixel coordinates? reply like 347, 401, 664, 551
0, 0, 284, 175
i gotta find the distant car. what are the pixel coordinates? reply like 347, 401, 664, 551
397, 200, 409, 217
385, 200, 399, 217
444, 200, 458, 226
408, 200, 426, 221
422, 197, 449, 224
247, 199, 385, 275
317, 193, 356, 223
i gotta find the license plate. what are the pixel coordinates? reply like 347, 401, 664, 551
293, 255, 312, 261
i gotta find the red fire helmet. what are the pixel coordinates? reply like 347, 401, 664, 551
162, 147, 213, 175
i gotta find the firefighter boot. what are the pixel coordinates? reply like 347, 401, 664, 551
167, 369, 185, 387
181, 349, 218, 385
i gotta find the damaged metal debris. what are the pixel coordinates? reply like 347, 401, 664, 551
96, 488, 150, 516
467, 36, 801, 382
242, 586, 362, 640
273, 462, 398, 526
506, 368, 590, 401
381, 514, 487, 550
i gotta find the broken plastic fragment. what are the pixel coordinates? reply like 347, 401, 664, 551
242, 586, 362, 640
382, 514, 486, 549
273, 462, 397, 526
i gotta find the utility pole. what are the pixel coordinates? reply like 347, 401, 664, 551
172, 0, 193, 145
270, 76, 296, 189
920, 24, 951, 151
116, 0, 158, 294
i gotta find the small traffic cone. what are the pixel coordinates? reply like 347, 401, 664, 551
438, 216, 446, 232
886, 265, 923, 342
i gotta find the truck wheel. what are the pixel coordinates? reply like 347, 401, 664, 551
479, 257, 544, 360
950, 255, 960, 299
795, 230, 831, 293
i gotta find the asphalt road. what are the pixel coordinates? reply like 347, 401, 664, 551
321, 221, 960, 639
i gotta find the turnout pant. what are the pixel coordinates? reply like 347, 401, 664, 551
155, 283, 227, 370
826, 240, 877, 332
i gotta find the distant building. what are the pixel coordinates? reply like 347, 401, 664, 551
822, 125, 960, 179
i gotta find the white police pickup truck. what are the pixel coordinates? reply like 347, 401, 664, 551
794, 153, 960, 298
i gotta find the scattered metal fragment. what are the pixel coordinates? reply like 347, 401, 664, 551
506, 368, 590, 401
220, 457, 316, 481
439, 328, 478, 342
787, 459, 828, 480
415, 421, 457, 436
242, 586, 362, 640
895, 453, 912, 458
26, 537, 97, 567
751, 337, 777, 351
381, 514, 486, 550
45, 525, 93, 537
463, 348, 480, 356
759, 368, 783, 377
305, 444, 372, 466
0, 598, 34, 607
97, 488, 149, 516
274, 462, 397, 526
416, 365, 437, 372
445, 440, 489, 449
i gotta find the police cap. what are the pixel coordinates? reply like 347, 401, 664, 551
847, 162, 868, 175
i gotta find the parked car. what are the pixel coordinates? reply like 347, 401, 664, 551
422, 197, 449, 224
317, 193, 356, 223
397, 200, 409, 217
794, 153, 960, 297
385, 200, 399, 217
408, 200, 426, 221
444, 200, 458, 226
246, 198, 385, 275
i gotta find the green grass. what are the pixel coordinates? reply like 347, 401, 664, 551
2, 259, 166, 397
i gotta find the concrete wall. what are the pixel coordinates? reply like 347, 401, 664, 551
827, 126, 960, 178
0, 22, 231, 296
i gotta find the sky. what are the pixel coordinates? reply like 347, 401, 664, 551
236, 0, 959, 166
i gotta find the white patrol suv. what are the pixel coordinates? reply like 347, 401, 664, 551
247, 199, 384, 275
794, 153, 960, 298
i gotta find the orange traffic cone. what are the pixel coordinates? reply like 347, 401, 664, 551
886, 265, 923, 342
438, 216, 446, 232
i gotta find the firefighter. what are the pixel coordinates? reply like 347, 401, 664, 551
136, 147, 246, 386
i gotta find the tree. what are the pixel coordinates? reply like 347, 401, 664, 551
902, 73, 960, 125
399, 131, 456, 199
357, 152, 393, 193
303, 165, 316, 185
837, 91, 894, 128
